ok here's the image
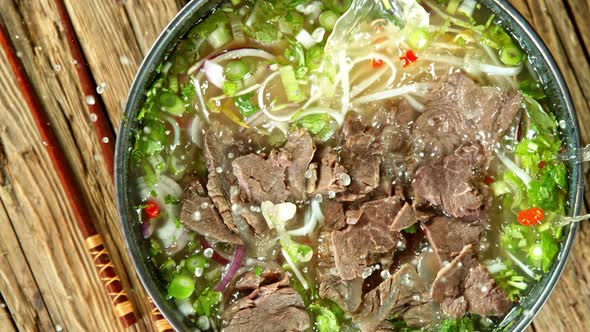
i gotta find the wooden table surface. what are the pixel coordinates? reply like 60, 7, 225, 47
0, 0, 588, 331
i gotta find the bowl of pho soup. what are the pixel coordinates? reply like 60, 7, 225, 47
115, 0, 584, 331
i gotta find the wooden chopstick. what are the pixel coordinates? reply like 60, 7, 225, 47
51, 1, 174, 330
0, 21, 137, 328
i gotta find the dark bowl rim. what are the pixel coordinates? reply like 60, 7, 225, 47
115, 0, 584, 331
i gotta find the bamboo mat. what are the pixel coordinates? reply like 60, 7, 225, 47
0, 0, 588, 331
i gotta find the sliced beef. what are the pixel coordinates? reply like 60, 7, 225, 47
224, 275, 310, 332
338, 114, 382, 201
354, 264, 427, 332
331, 216, 398, 280
282, 129, 315, 201
323, 200, 346, 231
179, 180, 243, 245
360, 195, 405, 226
412, 144, 489, 220
424, 216, 483, 264
431, 244, 512, 318
234, 269, 284, 292
389, 203, 418, 232
402, 303, 433, 328
232, 154, 289, 204
413, 73, 522, 152
204, 131, 241, 234
317, 230, 363, 312
314, 147, 349, 196
239, 209, 268, 234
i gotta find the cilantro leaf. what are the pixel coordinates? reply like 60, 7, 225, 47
234, 92, 259, 117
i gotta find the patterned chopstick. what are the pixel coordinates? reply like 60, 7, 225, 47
0, 21, 137, 328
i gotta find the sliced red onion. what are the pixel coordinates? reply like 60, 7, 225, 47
215, 245, 246, 292
142, 219, 153, 238
199, 237, 230, 265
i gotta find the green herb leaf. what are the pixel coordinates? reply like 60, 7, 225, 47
193, 288, 222, 316
234, 92, 259, 117
309, 304, 340, 332
402, 224, 417, 234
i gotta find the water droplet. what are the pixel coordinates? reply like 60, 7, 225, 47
216, 166, 223, 173
192, 211, 201, 221
55, 324, 63, 332
85, 95, 96, 105
339, 173, 351, 186
314, 194, 323, 203
304, 170, 313, 179
328, 191, 336, 199
361, 267, 373, 279
197, 316, 210, 330
203, 248, 214, 258
119, 55, 130, 65
71, 59, 78, 65
195, 267, 204, 277
101, 137, 109, 144
200, 202, 209, 210
89, 113, 97, 122
228, 152, 234, 159
96, 82, 106, 94
380, 270, 391, 279
559, 120, 566, 129
53, 64, 61, 72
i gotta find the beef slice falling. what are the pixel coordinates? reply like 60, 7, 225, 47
282, 129, 315, 201
412, 72, 522, 162
354, 264, 428, 332
338, 114, 383, 201
423, 216, 483, 264
179, 180, 243, 245
223, 275, 310, 332
412, 143, 490, 220
431, 244, 512, 318
232, 153, 289, 204
204, 131, 241, 234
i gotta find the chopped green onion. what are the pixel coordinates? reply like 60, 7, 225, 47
446, 0, 461, 14
407, 28, 430, 50
159, 92, 185, 115
319, 11, 339, 31
225, 60, 248, 81
500, 42, 524, 66
279, 65, 306, 102
223, 81, 240, 96
307, 45, 324, 70
168, 76, 179, 93
230, 0, 241, 6
186, 255, 207, 274
207, 25, 232, 49
326, 0, 352, 14
168, 273, 195, 299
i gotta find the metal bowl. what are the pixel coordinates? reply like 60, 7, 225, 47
115, 1, 584, 330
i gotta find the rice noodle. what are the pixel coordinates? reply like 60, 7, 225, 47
191, 78, 209, 122
338, 50, 351, 114
350, 67, 388, 98
505, 250, 538, 279
281, 248, 309, 289
422, 54, 523, 76
189, 116, 202, 147
187, 48, 276, 75
209, 83, 262, 102
403, 95, 425, 112
495, 150, 532, 187
350, 53, 397, 86
161, 115, 181, 150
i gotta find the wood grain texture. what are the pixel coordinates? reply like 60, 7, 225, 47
0, 0, 588, 331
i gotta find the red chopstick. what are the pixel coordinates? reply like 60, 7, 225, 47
51, 1, 173, 330
0, 22, 137, 328
53, 0, 115, 177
